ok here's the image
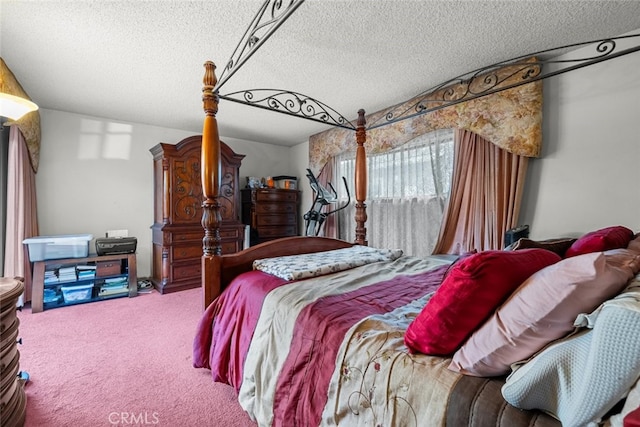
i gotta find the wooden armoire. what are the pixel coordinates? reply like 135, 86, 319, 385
150, 135, 245, 294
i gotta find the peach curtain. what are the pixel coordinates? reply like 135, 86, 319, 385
314, 159, 338, 238
433, 129, 528, 254
4, 125, 39, 302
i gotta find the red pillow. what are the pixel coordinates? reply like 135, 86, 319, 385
624, 405, 640, 427
404, 249, 561, 356
564, 225, 633, 258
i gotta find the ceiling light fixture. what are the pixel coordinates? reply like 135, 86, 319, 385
0, 92, 38, 120
0, 92, 39, 120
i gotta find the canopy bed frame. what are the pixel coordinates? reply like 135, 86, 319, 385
198, 0, 640, 308
192, 3, 640, 426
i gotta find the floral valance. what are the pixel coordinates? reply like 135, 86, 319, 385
309, 60, 542, 174
1, 58, 41, 173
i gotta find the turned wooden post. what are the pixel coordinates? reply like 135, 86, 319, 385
201, 61, 222, 256
201, 61, 223, 308
354, 109, 368, 246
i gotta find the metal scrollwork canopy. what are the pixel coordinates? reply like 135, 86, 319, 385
367, 34, 640, 130
215, 0, 306, 92
214, 0, 640, 133
220, 89, 356, 130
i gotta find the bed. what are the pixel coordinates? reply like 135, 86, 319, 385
193, 236, 640, 426
192, 2, 640, 426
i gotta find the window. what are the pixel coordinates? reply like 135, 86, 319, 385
336, 128, 454, 257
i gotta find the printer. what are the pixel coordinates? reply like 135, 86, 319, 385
95, 237, 137, 256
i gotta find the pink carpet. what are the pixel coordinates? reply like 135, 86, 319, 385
17, 287, 257, 427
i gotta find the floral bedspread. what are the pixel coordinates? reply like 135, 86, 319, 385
322, 294, 459, 426
237, 255, 452, 426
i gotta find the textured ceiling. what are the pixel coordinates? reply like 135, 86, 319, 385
2, 0, 640, 146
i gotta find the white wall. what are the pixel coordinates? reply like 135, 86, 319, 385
520, 47, 640, 239
36, 109, 297, 277
35, 46, 640, 278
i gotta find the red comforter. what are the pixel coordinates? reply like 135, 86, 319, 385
193, 261, 449, 425
193, 271, 288, 390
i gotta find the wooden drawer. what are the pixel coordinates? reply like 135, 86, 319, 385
1, 323, 18, 367
172, 262, 201, 281
256, 213, 296, 226
0, 304, 17, 334
255, 203, 296, 214
171, 244, 203, 261
220, 227, 241, 239
1, 350, 20, 393
0, 316, 18, 352
170, 231, 203, 243
171, 241, 239, 261
257, 225, 297, 238
221, 241, 239, 254
256, 190, 298, 203
165, 227, 240, 244
96, 260, 122, 277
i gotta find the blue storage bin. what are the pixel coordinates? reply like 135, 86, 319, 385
43, 288, 60, 304
60, 283, 94, 303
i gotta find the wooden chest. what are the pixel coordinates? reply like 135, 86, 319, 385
0, 278, 27, 427
150, 136, 245, 293
241, 188, 300, 244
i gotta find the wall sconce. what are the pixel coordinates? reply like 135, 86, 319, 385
0, 92, 39, 120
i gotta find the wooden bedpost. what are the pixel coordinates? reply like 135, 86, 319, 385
201, 61, 223, 309
354, 109, 368, 246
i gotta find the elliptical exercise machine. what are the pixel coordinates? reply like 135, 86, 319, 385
303, 168, 351, 236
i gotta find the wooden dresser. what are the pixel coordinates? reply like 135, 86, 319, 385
241, 188, 300, 244
0, 277, 27, 427
150, 136, 245, 293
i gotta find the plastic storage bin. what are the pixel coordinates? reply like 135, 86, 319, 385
43, 288, 60, 304
23, 234, 93, 261
60, 284, 94, 303
273, 175, 297, 190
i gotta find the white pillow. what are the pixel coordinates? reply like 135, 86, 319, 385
502, 278, 640, 427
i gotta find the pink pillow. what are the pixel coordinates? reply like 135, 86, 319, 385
564, 225, 633, 258
449, 249, 640, 377
404, 249, 561, 356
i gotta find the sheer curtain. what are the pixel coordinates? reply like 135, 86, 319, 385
433, 128, 528, 254
336, 129, 454, 256
4, 125, 39, 303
